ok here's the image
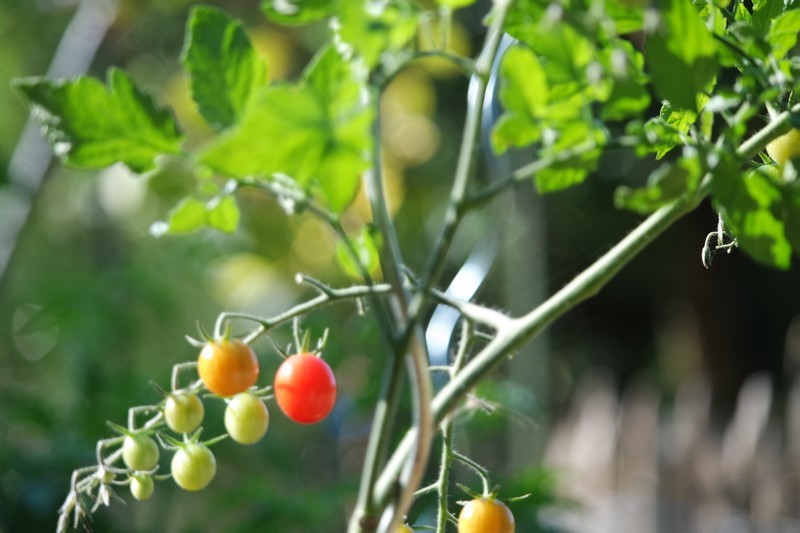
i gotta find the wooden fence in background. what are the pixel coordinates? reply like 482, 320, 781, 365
542, 372, 800, 532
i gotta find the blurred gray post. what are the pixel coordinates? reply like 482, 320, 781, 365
0, 0, 119, 285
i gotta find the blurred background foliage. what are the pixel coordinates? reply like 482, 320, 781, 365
2, 1, 800, 532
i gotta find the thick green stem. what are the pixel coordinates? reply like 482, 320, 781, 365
436, 422, 455, 533
349, 86, 435, 533
372, 101, 800, 502
434, 321, 474, 533
375, 188, 701, 503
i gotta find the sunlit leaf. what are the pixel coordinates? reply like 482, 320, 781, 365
491, 45, 548, 153
201, 46, 372, 213
182, 6, 268, 130
152, 194, 240, 236
646, 0, 717, 111
336, 226, 381, 278
535, 121, 604, 193
712, 164, 792, 269
767, 9, 800, 59
615, 155, 702, 214
336, 0, 418, 68
13, 69, 182, 173
261, 0, 334, 25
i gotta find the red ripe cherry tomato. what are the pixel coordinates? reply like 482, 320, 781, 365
197, 339, 259, 397
274, 353, 337, 424
458, 497, 515, 533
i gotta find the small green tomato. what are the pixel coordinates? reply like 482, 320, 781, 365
122, 434, 159, 472
224, 392, 269, 445
164, 392, 204, 434
130, 474, 154, 501
171, 442, 216, 491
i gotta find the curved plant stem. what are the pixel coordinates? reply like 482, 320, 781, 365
433, 319, 474, 532
415, 0, 512, 294
349, 85, 435, 533
356, 1, 512, 527
373, 100, 800, 504
217, 282, 393, 343
238, 176, 395, 336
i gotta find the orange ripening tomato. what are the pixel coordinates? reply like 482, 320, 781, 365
197, 339, 259, 397
458, 497, 515, 533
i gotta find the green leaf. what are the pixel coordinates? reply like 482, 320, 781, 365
491, 45, 548, 153
336, 0, 418, 68
207, 196, 241, 233
602, 0, 645, 35
535, 121, 604, 194
336, 225, 381, 278
600, 40, 650, 121
655, 102, 697, 158
181, 6, 267, 131
200, 46, 372, 213
437, 0, 477, 7
261, 0, 334, 25
753, 0, 787, 35
646, 0, 717, 111
780, 178, 800, 252
159, 197, 208, 234
520, 20, 595, 87
712, 165, 792, 269
13, 69, 182, 173
153, 194, 240, 236
615, 156, 702, 214
767, 9, 800, 59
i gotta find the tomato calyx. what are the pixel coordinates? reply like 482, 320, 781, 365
157, 427, 228, 450
457, 497, 515, 533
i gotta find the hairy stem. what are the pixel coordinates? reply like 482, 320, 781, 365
373, 101, 800, 503
349, 86, 435, 533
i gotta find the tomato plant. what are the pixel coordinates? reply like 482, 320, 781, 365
11, 0, 800, 531
457, 498, 515, 533
171, 442, 217, 491
274, 353, 337, 424
121, 434, 159, 472
224, 391, 270, 444
197, 339, 259, 397
164, 392, 205, 434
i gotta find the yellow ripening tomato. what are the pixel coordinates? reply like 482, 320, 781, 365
766, 129, 800, 166
458, 497, 515, 533
197, 339, 259, 397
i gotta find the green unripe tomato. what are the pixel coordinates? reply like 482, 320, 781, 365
164, 392, 204, 434
224, 392, 269, 445
171, 442, 216, 491
766, 129, 800, 166
130, 474, 154, 501
395, 525, 414, 533
122, 434, 160, 472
